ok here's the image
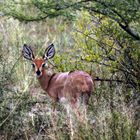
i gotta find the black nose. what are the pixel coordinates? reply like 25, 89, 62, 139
36, 70, 41, 76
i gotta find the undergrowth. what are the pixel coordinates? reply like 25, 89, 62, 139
0, 17, 139, 140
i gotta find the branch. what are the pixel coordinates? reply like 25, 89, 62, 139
83, 1, 140, 40
94, 77, 123, 83
4, 0, 140, 40
5, 11, 49, 22
119, 23, 140, 40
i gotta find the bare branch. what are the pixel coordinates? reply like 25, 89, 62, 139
94, 77, 123, 83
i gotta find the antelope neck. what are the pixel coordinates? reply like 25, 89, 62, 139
37, 70, 55, 91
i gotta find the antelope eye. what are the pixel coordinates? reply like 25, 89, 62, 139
42, 63, 46, 68
31, 63, 35, 68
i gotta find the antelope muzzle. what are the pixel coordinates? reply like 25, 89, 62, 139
36, 69, 41, 77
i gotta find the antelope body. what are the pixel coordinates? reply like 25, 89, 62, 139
22, 44, 93, 109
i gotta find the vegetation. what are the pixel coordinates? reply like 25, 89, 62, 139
0, 0, 140, 139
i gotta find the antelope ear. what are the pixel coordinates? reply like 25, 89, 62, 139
22, 44, 35, 61
43, 43, 55, 60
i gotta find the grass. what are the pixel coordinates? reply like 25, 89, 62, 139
0, 49, 139, 140
0, 73, 139, 140
0, 18, 139, 140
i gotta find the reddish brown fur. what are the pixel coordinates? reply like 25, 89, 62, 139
33, 59, 94, 107
33, 59, 44, 68
22, 44, 94, 111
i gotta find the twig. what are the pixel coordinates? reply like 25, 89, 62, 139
94, 77, 123, 83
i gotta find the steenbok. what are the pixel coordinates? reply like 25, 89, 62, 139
22, 44, 93, 111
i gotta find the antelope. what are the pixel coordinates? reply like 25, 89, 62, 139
22, 44, 93, 111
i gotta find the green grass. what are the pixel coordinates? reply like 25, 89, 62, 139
0, 17, 139, 140
0, 76, 139, 140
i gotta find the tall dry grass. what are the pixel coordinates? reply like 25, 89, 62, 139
0, 17, 139, 140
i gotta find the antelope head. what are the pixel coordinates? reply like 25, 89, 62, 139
22, 44, 55, 78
